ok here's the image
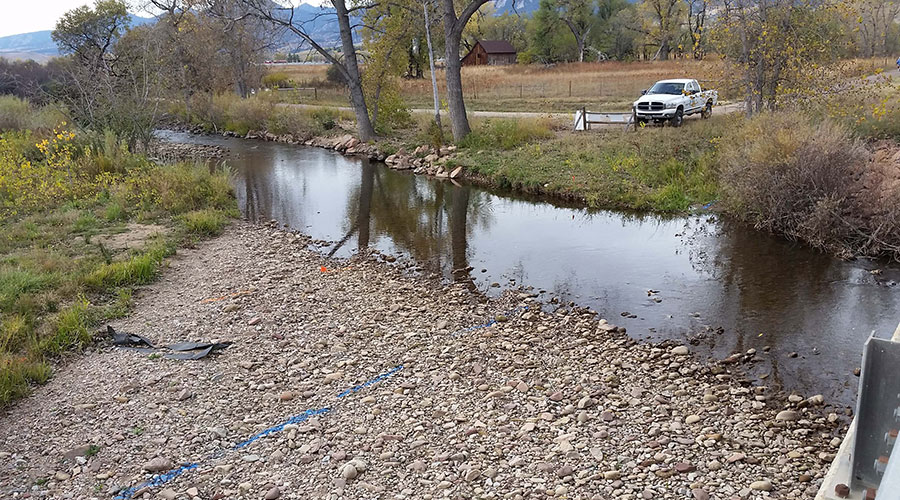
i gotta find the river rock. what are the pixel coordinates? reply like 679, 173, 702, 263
143, 457, 172, 472
750, 479, 773, 491
776, 410, 800, 421
340, 463, 358, 480
671, 345, 689, 355
157, 489, 177, 500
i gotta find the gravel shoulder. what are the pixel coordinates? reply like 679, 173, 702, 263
0, 222, 843, 500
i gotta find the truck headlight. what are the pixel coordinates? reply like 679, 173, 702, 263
665, 102, 678, 109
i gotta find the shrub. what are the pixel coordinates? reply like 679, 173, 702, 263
115, 162, 233, 215
326, 64, 345, 86
311, 108, 338, 131
719, 113, 867, 253
266, 107, 315, 137
262, 72, 292, 89
851, 104, 900, 140
0, 96, 32, 131
224, 97, 274, 136
422, 119, 445, 149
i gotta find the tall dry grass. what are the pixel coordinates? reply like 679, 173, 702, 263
269, 60, 729, 112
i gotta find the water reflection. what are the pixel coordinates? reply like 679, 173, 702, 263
157, 130, 900, 407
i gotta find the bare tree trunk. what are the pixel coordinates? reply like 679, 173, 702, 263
424, 0, 442, 136
440, 0, 489, 142
333, 0, 376, 141
235, 0, 376, 141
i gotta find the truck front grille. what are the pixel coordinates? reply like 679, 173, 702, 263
637, 102, 665, 111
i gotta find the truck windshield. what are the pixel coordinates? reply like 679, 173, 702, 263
647, 82, 686, 95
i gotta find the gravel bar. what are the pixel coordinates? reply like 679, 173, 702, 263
0, 222, 844, 500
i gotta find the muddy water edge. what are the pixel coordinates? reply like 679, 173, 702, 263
157, 130, 900, 410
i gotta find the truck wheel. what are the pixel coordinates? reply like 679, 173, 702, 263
701, 101, 712, 119
671, 108, 684, 127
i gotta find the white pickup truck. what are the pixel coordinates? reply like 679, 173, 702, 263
632, 79, 717, 127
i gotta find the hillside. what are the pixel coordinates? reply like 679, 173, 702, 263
0, 15, 153, 62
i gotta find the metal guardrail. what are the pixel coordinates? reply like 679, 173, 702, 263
819, 323, 900, 500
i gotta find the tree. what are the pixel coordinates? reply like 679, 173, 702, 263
440, 0, 491, 141
206, 0, 276, 97
848, 0, 900, 56
236, 0, 377, 141
635, 0, 685, 59
53, 0, 166, 148
605, 6, 640, 59
685, 0, 708, 58
53, 26, 166, 148
591, 0, 633, 60
527, 0, 576, 63
713, 0, 848, 114
360, 0, 415, 130
555, 0, 597, 62
0, 59, 60, 103
53, 0, 130, 70
462, 5, 528, 52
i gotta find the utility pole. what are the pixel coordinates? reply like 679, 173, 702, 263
423, 0, 442, 139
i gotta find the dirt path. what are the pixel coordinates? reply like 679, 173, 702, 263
285, 101, 745, 124
0, 222, 840, 499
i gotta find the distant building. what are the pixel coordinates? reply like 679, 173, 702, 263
461, 40, 517, 66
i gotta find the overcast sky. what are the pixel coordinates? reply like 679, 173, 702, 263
0, 0, 325, 38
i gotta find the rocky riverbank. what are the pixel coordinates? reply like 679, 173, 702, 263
0, 222, 845, 499
163, 125, 472, 184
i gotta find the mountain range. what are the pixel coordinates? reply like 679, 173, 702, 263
0, 1, 543, 63
0, 14, 154, 62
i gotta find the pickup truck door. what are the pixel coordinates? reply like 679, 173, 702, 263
687, 81, 700, 110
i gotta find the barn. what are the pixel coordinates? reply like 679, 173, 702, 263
461, 40, 517, 66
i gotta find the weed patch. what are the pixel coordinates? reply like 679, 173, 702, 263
180, 208, 229, 236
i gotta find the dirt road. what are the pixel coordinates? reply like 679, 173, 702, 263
286, 101, 746, 124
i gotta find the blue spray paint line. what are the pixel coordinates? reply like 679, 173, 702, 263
337, 365, 404, 398
114, 366, 404, 499
233, 407, 331, 449
451, 305, 529, 338
115, 463, 199, 499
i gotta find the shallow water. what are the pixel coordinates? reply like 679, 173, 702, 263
159, 130, 900, 408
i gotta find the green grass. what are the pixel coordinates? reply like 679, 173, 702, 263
179, 208, 230, 236
455, 115, 730, 212
38, 298, 94, 355
0, 355, 51, 405
84, 241, 173, 289
0, 125, 237, 408
458, 118, 555, 150
0, 267, 57, 310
